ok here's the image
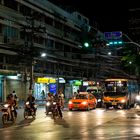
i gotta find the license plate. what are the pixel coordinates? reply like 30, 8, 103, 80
112, 102, 117, 105
74, 105, 78, 108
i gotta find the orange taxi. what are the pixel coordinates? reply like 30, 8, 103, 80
68, 92, 97, 111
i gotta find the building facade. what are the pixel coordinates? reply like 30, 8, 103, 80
0, 0, 102, 101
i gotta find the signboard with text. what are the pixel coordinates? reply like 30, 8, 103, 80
104, 31, 122, 40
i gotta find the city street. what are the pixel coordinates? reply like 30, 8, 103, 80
0, 106, 140, 140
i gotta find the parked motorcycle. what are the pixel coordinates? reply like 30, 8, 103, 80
1, 103, 16, 125
24, 101, 37, 119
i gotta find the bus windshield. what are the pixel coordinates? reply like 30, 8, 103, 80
105, 81, 127, 92
104, 92, 127, 97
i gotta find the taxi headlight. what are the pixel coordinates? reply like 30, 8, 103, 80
121, 99, 125, 103
82, 101, 87, 105
68, 101, 73, 104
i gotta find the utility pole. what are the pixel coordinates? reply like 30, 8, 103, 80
23, 12, 46, 92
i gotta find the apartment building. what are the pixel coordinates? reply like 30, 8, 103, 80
0, 0, 100, 101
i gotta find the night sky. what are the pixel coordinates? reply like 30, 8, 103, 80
49, 0, 139, 33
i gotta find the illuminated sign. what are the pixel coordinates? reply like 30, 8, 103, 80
88, 81, 96, 85
49, 84, 57, 94
73, 80, 82, 86
83, 81, 89, 86
37, 78, 56, 83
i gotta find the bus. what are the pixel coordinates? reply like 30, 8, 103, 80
103, 78, 139, 109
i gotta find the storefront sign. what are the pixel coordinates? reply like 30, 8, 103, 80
74, 80, 82, 86
37, 78, 49, 83
37, 77, 56, 83
0, 69, 17, 75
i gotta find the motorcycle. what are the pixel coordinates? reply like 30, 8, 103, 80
1, 103, 16, 125
45, 101, 53, 115
24, 101, 37, 119
51, 101, 61, 120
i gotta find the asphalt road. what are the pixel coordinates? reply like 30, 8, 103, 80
0, 107, 140, 140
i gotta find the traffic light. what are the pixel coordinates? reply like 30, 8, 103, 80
84, 42, 90, 48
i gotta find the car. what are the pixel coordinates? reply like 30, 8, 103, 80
68, 92, 97, 111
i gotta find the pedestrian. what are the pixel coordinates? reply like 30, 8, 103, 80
12, 90, 18, 99
58, 90, 64, 108
41, 90, 45, 99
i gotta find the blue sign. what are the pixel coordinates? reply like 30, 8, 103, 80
104, 31, 122, 39
49, 84, 56, 94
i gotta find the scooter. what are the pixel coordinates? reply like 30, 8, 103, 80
24, 101, 37, 119
1, 103, 16, 125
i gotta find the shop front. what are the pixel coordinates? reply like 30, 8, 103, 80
34, 77, 57, 100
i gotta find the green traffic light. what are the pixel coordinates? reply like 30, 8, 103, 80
84, 42, 89, 47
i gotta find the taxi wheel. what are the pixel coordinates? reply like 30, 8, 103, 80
93, 104, 96, 109
87, 105, 90, 111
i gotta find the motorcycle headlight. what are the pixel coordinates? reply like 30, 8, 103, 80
97, 99, 101, 102
121, 99, 125, 103
26, 102, 29, 105
53, 102, 56, 105
4, 104, 9, 108
82, 101, 87, 105
46, 102, 50, 106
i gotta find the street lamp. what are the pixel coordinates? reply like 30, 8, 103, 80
41, 52, 47, 57
108, 52, 112, 55
123, 33, 140, 48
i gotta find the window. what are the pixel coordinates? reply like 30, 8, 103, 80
54, 21, 62, 30
47, 39, 54, 48
4, 0, 18, 11
78, 15, 81, 20
19, 5, 31, 16
45, 16, 53, 26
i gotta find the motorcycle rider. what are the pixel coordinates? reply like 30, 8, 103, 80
26, 93, 36, 114
47, 92, 54, 102
6, 94, 16, 120
45, 92, 54, 114
54, 93, 63, 118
